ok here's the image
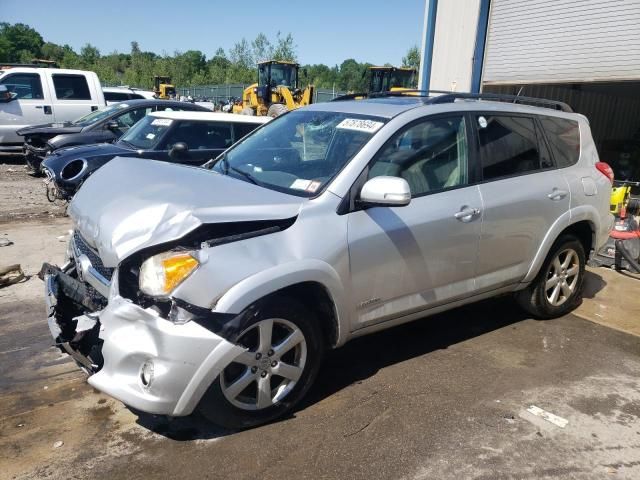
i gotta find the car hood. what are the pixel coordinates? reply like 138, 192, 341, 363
43, 142, 131, 172
68, 156, 304, 267
16, 122, 83, 136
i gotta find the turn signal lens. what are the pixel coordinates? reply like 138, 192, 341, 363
139, 252, 199, 297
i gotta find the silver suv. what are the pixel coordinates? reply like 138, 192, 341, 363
42, 92, 614, 429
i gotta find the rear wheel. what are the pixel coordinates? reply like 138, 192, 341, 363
198, 297, 324, 429
240, 106, 255, 116
267, 103, 288, 118
516, 235, 585, 319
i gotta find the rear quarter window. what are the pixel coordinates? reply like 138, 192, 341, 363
540, 116, 580, 168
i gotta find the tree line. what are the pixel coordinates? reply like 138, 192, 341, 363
0, 22, 420, 92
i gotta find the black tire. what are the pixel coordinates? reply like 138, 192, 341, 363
516, 235, 586, 319
197, 296, 324, 430
267, 103, 288, 118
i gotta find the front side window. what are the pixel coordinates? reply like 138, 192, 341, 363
477, 115, 540, 181
540, 116, 580, 168
0, 73, 43, 99
368, 115, 469, 196
118, 115, 172, 150
52, 74, 91, 100
209, 110, 385, 196
164, 121, 233, 150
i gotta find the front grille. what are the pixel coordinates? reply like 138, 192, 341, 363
73, 231, 114, 281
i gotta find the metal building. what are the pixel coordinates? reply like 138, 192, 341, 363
421, 0, 640, 181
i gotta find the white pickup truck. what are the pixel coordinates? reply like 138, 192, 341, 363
0, 67, 106, 152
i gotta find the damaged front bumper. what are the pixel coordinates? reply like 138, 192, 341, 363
43, 261, 245, 417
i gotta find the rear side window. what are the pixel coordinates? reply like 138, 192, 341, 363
104, 91, 129, 102
540, 116, 580, 168
52, 74, 91, 100
234, 122, 262, 141
477, 115, 540, 181
0, 73, 43, 99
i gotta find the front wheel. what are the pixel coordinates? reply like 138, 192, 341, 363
267, 103, 288, 118
197, 297, 324, 429
516, 235, 586, 319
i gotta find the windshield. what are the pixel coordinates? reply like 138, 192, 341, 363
73, 103, 129, 127
210, 110, 386, 197
118, 115, 171, 150
259, 63, 297, 88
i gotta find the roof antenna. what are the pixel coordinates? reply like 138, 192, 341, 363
514, 86, 524, 102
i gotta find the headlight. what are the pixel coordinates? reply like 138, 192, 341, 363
139, 251, 199, 297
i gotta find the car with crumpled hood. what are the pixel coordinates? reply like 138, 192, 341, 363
41, 92, 613, 429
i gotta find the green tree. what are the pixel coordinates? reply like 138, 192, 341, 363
272, 32, 296, 62
0, 22, 44, 62
402, 45, 421, 70
251, 33, 273, 63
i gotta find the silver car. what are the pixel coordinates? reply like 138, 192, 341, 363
42, 92, 614, 429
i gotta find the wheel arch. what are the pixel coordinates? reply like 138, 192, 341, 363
212, 259, 346, 348
522, 212, 596, 284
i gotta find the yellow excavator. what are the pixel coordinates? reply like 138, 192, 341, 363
368, 66, 417, 94
153, 76, 176, 99
233, 60, 314, 117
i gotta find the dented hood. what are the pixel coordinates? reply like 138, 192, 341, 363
69, 157, 304, 267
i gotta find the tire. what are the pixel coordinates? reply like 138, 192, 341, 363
240, 106, 255, 116
516, 235, 586, 319
197, 296, 324, 429
267, 103, 288, 118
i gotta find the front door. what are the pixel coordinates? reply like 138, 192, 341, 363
160, 120, 232, 165
0, 72, 51, 145
347, 114, 482, 330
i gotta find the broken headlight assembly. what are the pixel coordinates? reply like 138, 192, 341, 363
139, 251, 199, 298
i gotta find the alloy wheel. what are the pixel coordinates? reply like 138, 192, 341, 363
220, 318, 307, 411
545, 248, 580, 307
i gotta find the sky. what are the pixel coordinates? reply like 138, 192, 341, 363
2, 0, 426, 66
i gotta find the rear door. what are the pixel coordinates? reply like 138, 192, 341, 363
48, 73, 99, 122
0, 71, 52, 145
473, 113, 570, 291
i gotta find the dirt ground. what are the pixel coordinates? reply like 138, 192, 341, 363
0, 157, 67, 224
1, 167, 640, 480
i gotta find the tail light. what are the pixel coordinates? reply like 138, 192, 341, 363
595, 162, 614, 183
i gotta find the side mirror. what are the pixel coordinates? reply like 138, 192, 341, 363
105, 120, 119, 130
169, 142, 188, 159
359, 176, 411, 207
0, 85, 16, 103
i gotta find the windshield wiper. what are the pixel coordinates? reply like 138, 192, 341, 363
118, 139, 136, 149
212, 153, 260, 185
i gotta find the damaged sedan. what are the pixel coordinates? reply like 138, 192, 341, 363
42, 94, 610, 429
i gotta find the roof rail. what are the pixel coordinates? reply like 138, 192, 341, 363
428, 91, 573, 113
332, 89, 573, 112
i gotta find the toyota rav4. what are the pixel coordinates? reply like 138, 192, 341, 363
42, 92, 614, 429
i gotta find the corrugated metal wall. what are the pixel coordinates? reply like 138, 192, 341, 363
483, 0, 640, 84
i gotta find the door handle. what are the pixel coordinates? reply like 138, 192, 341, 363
547, 188, 568, 200
454, 206, 481, 222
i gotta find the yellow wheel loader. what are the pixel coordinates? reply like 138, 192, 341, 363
368, 66, 417, 94
153, 76, 176, 99
233, 60, 314, 117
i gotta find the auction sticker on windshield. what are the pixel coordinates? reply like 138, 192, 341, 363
336, 118, 384, 133
151, 118, 173, 126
